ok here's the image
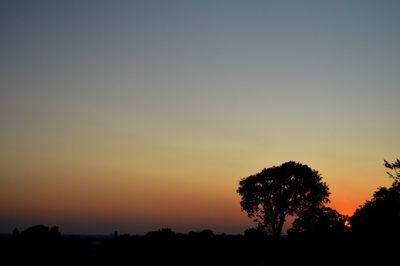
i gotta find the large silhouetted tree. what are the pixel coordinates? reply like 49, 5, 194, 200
237, 161, 330, 238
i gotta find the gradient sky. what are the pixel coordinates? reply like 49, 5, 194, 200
1, 0, 400, 234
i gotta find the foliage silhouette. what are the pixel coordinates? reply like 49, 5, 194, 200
19, 224, 61, 239
5, 225, 80, 266
237, 161, 330, 238
145, 228, 176, 239
349, 159, 400, 239
384, 158, 400, 181
350, 183, 400, 238
288, 206, 348, 239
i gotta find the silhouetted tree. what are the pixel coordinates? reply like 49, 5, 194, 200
20, 224, 61, 239
237, 161, 330, 238
188, 229, 214, 239
349, 159, 400, 238
8, 225, 69, 265
288, 206, 348, 239
145, 228, 176, 239
349, 183, 400, 238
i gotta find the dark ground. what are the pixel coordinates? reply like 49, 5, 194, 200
0, 229, 396, 265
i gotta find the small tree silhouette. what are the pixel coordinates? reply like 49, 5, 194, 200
237, 161, 330, 238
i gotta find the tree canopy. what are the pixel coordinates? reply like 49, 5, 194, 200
349, 159, 400, 238
237, 161, 330, 238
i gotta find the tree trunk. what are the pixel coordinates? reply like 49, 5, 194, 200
274, 214, 286, 239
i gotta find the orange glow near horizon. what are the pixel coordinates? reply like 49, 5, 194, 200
0, 155, 394, 233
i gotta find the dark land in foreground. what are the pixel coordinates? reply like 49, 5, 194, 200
0, 226, 397, 266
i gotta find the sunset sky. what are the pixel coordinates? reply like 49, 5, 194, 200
1, 0, 400, 234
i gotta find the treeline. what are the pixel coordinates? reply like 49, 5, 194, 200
1, 222, 398, 265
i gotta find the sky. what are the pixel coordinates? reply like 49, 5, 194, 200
1, 0, 400, 234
